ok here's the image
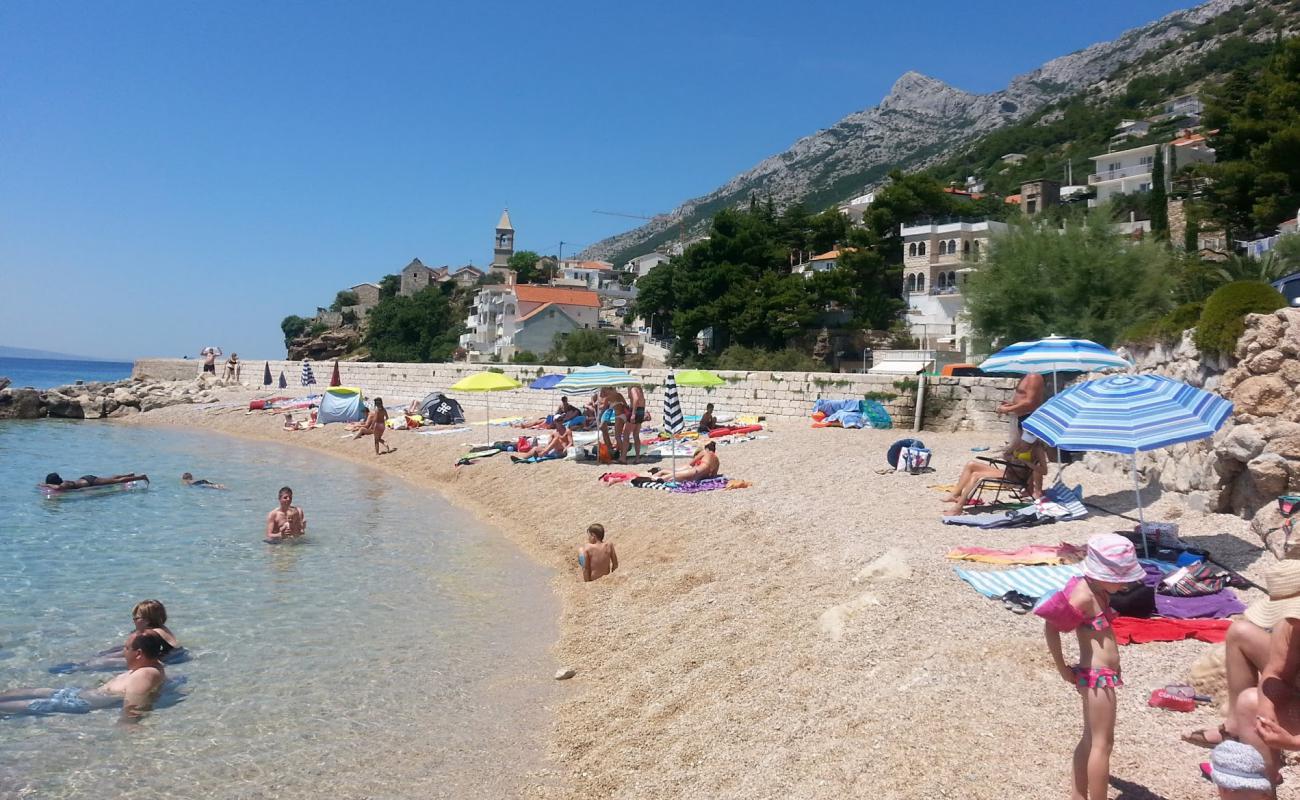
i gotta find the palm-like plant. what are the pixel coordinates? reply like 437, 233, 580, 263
1213, 251, 1293, 284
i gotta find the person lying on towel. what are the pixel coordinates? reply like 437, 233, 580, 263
511, 419, 573, 463
647, 441, 720, 483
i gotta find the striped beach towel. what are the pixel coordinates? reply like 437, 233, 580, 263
954, 560, 1169, 601
1043, 480, 1088, 519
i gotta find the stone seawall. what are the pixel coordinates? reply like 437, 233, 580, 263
132, 359, 1017, 432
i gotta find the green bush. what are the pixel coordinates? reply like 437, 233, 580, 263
1120, 301, 1204, 346
1193, 281, 1286, 356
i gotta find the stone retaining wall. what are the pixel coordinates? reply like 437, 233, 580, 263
132, 359, 1018, 432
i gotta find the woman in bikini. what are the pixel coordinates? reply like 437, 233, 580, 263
511, 418, 573, 462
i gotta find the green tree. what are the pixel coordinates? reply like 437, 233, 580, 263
549, 329, 616, 366
965, 208, 1176, 347
280, 315, 310, 348
1149, 146, 1169, 242
330, 290, 359, 312
1276, 233, 1300, 271
1194, 281, 1287, 355
1202, 38, 1300, 235
507, 250, 543, 283
378, 274, 401, 300
363, 285, 462, 362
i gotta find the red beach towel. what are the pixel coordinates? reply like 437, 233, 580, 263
1111, 617, 1230, 645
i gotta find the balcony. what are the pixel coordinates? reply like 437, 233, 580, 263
1089, 165, 1151, 184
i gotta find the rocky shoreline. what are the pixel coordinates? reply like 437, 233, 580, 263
0, 373, 229, 420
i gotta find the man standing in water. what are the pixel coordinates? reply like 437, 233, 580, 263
0, 632, 168, 722
578, 523, 618, 582
353, 397, 395, 456
265, 486, 307, 542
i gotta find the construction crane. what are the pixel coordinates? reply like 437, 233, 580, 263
592, 210, 688, 255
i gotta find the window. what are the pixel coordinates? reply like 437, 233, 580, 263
948, 239, 957, 254
1108, 162, 1121, 173
962, 240, 971, 255
918, 241, 927, 256
938, 240, 947, 256
949, 271, 957, 287
973, 240, 981, 262
1139, 156, 1154, 167
906, 274, 916, 292
936, 272, 947, 289
916, 273, 925, 292
908, 242, 917, 257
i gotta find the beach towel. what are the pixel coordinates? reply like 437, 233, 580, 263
669, 476, 730, 493
416, 426, 472, 436
511, 453, 563, 464
1112, 617, 1231, 645
1043, 481, 1088, 519
598, 472, 638, 485
861, 400, 892, 429
946, 543, 1086, 566
956, 561, 1245, 619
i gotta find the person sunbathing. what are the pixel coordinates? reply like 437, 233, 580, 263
512, 420, 573, 462
942, 438, 1046, 516
649, 441, 719, 482
43, 472, 148, 490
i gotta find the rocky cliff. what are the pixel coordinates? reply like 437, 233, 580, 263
581, 0, 1248, 264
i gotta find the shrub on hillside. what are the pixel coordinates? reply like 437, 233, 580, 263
1193, 281, 1286, 356
1120, 302, 1204, 346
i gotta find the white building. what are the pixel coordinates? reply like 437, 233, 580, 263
622, 252, 670, 278
899, 219, 1008, 357
1088, 134, 1216, 206
459, 284, 601, 361
792, 248, 849, 279
1110, 119, 1151, 145
556, 259, 616, 291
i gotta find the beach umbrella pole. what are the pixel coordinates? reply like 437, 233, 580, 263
486, 393, 491, 445
1131, 452, 1148, 558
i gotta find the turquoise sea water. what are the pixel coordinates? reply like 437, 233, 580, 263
0, 421, 556, 799
0, 357, 134, 390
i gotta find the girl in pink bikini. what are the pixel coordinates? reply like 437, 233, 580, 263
1037, 533, 1145, 800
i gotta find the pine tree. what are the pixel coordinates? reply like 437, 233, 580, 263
1150, 145, 1169, 242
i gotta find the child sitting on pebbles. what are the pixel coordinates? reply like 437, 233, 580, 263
1036, 533, 1145, 800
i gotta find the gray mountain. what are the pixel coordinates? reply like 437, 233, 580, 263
581, 0, 1247, 264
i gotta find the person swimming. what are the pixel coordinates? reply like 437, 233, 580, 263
181, 472, 227, 490
48, 600, 185, 674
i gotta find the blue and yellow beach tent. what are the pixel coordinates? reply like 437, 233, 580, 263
317, 386, 366, 425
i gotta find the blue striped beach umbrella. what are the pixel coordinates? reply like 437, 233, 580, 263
300, 359, 316, 388
554, 364, 638, 396
980, 335, 1131, 378
1023, 374, 1233, 553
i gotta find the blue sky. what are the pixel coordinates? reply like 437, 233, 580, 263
0, 0, 1196, 360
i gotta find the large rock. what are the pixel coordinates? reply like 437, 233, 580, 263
1231, 375, 1292, 417
140, 395, 190, 413
113, 387, 140, 407
1233, 453, 1292, 518
1248, 349, 1286, 375
1222, 424, 1266, 463
42, 391, 85, 420
0, 388, 45, 419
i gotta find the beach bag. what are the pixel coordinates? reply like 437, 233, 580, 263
1109, 583, 1156, 618
898, 446, 932, 474
1158, 562, 1229, 597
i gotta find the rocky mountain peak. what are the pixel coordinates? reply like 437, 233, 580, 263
878, 71, 975, 117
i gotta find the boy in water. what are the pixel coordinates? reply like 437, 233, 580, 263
265, 486, 307, 542
181, 472, 226, 490
578, 523, 619, 582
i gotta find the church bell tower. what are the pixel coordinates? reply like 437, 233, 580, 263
492, 209, 514, 270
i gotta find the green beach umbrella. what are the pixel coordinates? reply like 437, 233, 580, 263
450, 372, 523, 444
674, 369, 724, 422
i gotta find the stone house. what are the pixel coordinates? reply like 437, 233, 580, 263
900, 219, 1008, 356
399, 258, 443, 296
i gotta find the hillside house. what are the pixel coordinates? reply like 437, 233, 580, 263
900, 219, 1008, 357
792, 249, 851, 279
459, 284, 600, 361
349, 283, 381, 314
623, 252, 670, 278
450, 265, 486, 286
1088, 135, 1215, 206
399, 258, 446, 296
556, 259, 616, 291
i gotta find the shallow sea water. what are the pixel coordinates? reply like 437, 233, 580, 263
0, 421, 556, 799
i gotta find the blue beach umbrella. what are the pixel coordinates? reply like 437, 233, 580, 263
262, 361, 272, 387
554, 364, 638, 396
1023, 374, 1233, 553
278, 371, 287, 389
980, 335, 1131, 383
529, 374, 565, 390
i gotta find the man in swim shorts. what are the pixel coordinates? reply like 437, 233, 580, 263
0, 632, 168, 722
626, 384, 646, 462
44, 472, 148, 490
265, 486, 307, 541
578, 523, 618, 582
997, 372, 1045, 449
649, 440, 720, 482
181, 472, 226, 490
200, 346, 221, 374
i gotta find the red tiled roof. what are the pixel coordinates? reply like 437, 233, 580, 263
514, 285, 600, 308
518, 302, 581, 324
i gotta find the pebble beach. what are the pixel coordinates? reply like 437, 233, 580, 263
126, 387, 1275, 799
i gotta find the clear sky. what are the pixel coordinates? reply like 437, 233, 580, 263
0, 0, 1197, 360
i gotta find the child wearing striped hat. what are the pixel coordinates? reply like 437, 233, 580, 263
1036, 533, 1145, 800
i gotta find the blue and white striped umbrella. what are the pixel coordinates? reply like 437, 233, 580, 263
300, 359, 316, 387
1022, 374, 1233, 454
1022, 374, 1233, 555
555, 364, 638, 396
980, 335, 1131, 375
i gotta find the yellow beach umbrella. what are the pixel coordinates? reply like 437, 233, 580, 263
450, 371, 523, 444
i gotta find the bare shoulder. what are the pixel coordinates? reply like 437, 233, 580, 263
1068, 580, 1099, 613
